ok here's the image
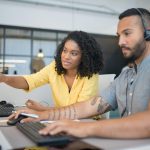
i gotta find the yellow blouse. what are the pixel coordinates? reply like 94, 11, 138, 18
23, 61, 98, 107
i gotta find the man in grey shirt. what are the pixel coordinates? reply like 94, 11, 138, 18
102, 54, 150, 117
9, 8, 150, 139
101, 7, 150, 117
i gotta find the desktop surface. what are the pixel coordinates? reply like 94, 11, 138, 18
1, 118, 150, 150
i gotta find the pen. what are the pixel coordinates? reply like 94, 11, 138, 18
20, 112, 39, 118
12, 111, 39, 118
40, 119, 80, 124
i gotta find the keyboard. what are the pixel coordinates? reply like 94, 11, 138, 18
16, 122, 74, 146
0, 105, 14, 117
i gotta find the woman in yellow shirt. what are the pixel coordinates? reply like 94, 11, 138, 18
0, 31, 103, 110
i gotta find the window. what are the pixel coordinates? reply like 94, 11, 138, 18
33, 30, 57, 58
0, 28, 4, 73
0, 25, 126, 76
0, 26, 69, 74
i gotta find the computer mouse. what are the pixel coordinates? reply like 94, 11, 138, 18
7, 114, 27, 126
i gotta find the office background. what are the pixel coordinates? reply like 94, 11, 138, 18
0, 0, 149, 75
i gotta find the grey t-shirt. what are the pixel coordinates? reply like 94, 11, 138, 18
101, 55, 150, 117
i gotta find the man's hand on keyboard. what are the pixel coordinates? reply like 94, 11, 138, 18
39, 120, 93, 138
7, 108, 49, 123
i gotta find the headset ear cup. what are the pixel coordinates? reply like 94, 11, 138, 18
135, 8, 150, 41
144, 30, 146, 39
144, 30, 150, 41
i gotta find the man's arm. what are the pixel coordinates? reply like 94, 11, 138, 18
0, 74, 29, 90
47, 96, 112, 120
88, 110, 150, 138
39, 109, 150, 139
10, 96, 112, 122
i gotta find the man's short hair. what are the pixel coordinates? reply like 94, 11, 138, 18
119, 8, 150, 28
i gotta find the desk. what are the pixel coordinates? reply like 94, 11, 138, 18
1, 119, 150, 150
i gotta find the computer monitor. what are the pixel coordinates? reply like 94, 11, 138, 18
93, 34, 127, 77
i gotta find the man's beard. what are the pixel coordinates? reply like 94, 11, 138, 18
126, 54, 137, 63
121, 40, 146, 63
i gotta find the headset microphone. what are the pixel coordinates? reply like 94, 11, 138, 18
133, 62, 137, 74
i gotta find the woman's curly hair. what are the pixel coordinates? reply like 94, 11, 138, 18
55, 31, 103, 78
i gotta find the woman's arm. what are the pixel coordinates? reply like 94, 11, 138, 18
0, 74, 29, 90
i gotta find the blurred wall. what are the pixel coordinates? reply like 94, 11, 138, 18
0, 0, 149, 35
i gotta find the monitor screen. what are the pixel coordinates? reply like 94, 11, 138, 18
93, 34, 127, 77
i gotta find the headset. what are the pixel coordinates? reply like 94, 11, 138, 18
135, 8, 150, 41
